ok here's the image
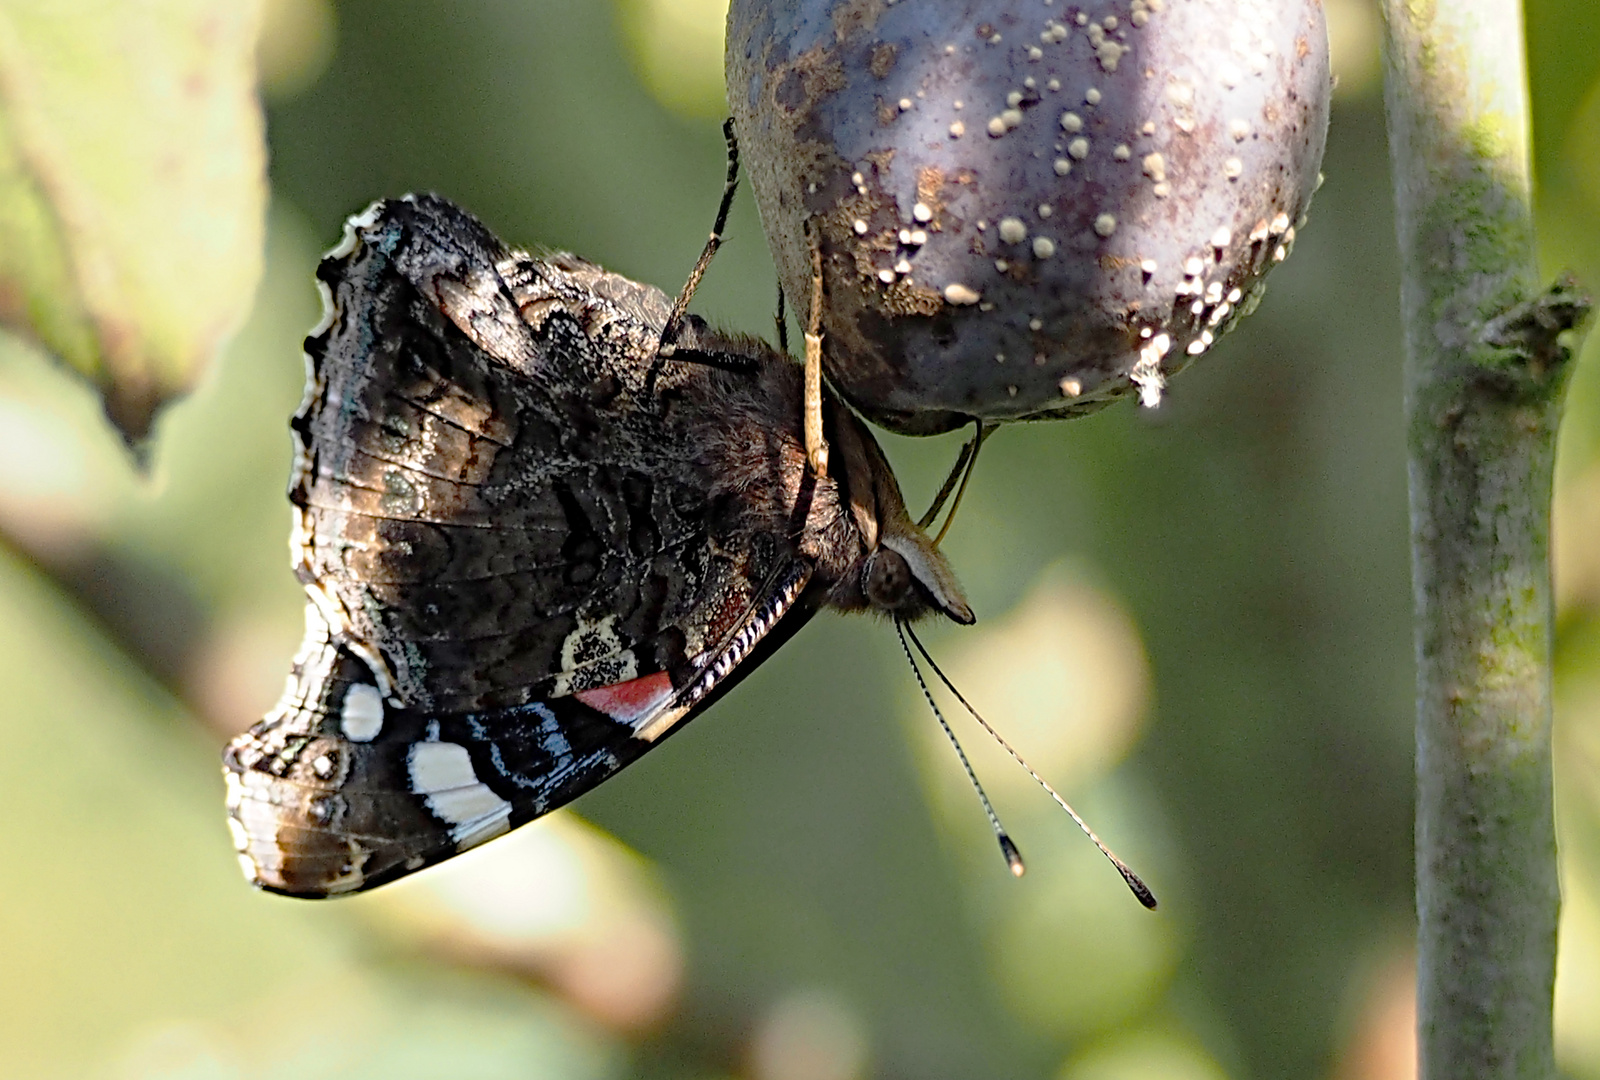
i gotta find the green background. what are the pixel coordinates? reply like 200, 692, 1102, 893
2, 2, 1599, 1078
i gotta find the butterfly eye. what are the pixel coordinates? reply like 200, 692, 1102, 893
863, 546, 915, 612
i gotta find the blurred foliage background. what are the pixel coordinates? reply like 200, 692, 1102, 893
1, 1, 1598, 1078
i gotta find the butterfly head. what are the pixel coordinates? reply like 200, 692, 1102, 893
831, 402, 974, 626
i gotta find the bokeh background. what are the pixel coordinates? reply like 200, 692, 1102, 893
2, 1, 1599, 1078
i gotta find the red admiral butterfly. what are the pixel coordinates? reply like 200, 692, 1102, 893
223, 194, 973, 897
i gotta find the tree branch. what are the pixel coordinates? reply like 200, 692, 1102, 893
1381, 3, 1591, 1077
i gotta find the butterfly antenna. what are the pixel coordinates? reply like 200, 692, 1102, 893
904, 623, 1158, 909
897, 619, 1026, 877
659, 117, 740, 358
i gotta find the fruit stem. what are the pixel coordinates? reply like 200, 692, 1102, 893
1380, 3, 1591, 1077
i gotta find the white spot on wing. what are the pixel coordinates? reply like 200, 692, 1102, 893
551, 614, 636, 696
407, 741, 513, 850
341, 683, 385, 742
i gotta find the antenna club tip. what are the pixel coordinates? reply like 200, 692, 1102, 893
999, 835, 1026, 877
1127, 878, 1159, 910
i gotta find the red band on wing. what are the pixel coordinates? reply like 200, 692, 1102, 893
575, 671, 675, 727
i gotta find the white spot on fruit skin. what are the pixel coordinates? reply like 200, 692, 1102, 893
913, 202, 933, 223
408, 741, 512, 849
1060, 111, 1083, 132
341, 684, 384, 742
1054, 158, 1073, 176
1094, 213, 1117, 237
998, 217, 1028, 243
1032, 236, 1056, 258
944, 283, 981, 305
1061, 377, 1083, 397
1142, 152, 1166, 182
1068, 137, 1089, 159
949, 120, 966, 138
1132, 343, 1167, 407
1224, 157, 1244, 179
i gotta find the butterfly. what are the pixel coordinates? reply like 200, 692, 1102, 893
223, 194, 973, 897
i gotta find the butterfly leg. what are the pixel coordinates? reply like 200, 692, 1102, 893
658, 118, 740, 359
803, 235, 829, 478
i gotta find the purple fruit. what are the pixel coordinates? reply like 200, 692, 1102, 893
727, 0, 1331, 434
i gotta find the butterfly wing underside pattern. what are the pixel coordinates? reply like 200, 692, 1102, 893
225, 196, 820, 897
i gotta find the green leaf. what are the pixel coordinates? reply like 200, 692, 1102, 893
0, 0, 267, 445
